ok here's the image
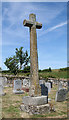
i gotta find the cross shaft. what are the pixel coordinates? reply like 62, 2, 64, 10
23, 13, 42, 95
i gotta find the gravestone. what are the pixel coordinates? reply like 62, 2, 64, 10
0, 77, 6, 96
55, 88, 67, 102
40, 84, 48, 103
23, 79, 30, 87
13, 79, 24, 94
58, 82, 63, 90
22, 79, 30, 92
39, 80, 45, 85
45, 82, 51, 93
49, 81, 52, 88
2, 77, 7, 87
40, 84, 48, 96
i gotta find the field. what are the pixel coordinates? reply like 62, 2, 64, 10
2, 84, 67, 118
39, 70, 67, 79
2, 69, 67, 79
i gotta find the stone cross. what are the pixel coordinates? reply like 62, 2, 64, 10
23, 13, 42, 95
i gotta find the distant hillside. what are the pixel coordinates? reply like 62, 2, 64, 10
1, 67, 68, 79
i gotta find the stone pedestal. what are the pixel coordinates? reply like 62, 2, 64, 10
20, 96, 50, 114
20, 104, 50, 115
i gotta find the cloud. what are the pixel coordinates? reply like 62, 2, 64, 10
2, 2, 66, 39
39, 21, 67, 37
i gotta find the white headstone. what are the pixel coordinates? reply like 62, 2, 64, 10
13, 79, 24, 94
45, 82, 51, 93
23, 79, 30, 87
39, 80, 45, 85
0, 77, 6, 96
58, 82, 63, 90
2, 77, 7, 87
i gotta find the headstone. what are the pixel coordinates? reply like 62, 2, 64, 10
58, 82, 63, 90
13, 79, 24, 94
45, 82, 51, 93
39, 80, 45, 85
0, 77, 6, 96
49, 81, 52, 88
22, 79, 30, 92
40, 84, 48, 96
23, 79, 30, 87
2, 77, 7, 87
55, 88, 67, 102
40, 84, 48, 103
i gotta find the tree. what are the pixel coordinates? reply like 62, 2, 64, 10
4, 47, 30, 75
23, 66, 30, 73
4, 56, 19, 75
15, 47, 30, 69
49, 67, 52, 72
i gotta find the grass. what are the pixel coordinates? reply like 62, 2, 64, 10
39, 70, 67, 79
2, 84, 67, 118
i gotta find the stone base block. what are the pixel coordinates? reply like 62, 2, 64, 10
20, 104, 50, 115
22, 96, 48, 106
13, 90, 24, 94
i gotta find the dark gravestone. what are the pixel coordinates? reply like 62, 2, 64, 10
49, 81, 52, 88
40, 84, 48, 103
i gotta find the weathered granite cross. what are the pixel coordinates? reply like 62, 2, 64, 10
23, 13, 42, 95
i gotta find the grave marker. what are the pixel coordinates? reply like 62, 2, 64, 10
45, 82, 51, 93
58, 82, 63, 90
55, 88, 67, 102
40, 84, 48, 103
13, 79, 24, 94
0, 77, 6, 96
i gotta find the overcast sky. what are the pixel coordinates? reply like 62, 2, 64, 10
2, 2, 67, 70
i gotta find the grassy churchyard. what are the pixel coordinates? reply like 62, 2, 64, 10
2, 83, 67, 118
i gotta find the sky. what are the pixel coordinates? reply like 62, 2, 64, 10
1, 2, 67, 70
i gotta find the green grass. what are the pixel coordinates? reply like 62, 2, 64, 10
2, 84, 67, 118
39, 70, 67, 79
